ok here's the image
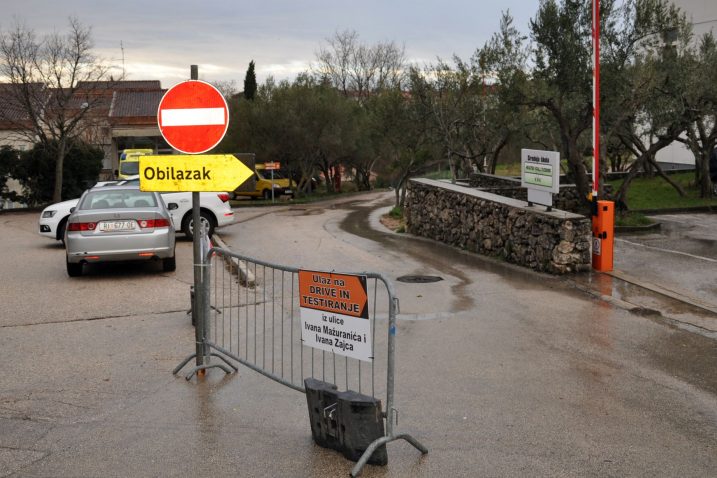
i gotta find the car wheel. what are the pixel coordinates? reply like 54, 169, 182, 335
66, 260, 82, 277
163, 255, 176, 272
263, 189, 272, 200
57, 218, 68, 247
182, 211, 215, 240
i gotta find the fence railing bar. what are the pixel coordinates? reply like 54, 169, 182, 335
281, 270, 285, 379
271, 267, 275, 374
245, 262, 249, 361
372, 277, 378, 398
292, 272, 296, 385
254, 261, 258, 365
208, 342, 304, 393
237, 258, 241, 359
224, 254, 228, 349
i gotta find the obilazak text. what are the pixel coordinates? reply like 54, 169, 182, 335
143, 166, 211, 180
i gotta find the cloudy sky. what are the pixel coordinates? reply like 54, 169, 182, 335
3, 0, 536, 89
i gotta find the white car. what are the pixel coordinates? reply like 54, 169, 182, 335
39, 179, 235, 244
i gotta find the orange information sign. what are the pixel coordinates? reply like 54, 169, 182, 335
298, 270, 368, 319
298, 270, 371, 361
264, 161, 281, 170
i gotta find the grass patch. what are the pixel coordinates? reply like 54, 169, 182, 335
388, 206, 403, 219
381, 206, 406, 233
424, 170, 453, 180
614, 211, 654, 227
608, 172, 717, 210
494, 163, 522, 176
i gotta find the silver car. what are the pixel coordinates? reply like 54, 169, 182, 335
65, 185, 176, 277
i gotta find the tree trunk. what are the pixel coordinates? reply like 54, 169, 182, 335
53, 139, 67, 203
698, 148, 712, 198
489, 136, 508, 175
615, 157, 644, 207
647, 156, 685, 197
394, 180, 401, 208
565, 136, 590, 204
448, 154, 456, 184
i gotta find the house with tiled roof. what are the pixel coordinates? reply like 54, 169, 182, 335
0, 80, 171, 179
0, 83, 47, 151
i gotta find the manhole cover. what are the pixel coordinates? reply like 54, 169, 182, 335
396, 275, 444, 283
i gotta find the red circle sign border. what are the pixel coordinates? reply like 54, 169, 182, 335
157, 80, 229, 155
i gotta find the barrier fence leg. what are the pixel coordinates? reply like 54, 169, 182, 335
173, 234, 236, 380
349, 294, 428, 477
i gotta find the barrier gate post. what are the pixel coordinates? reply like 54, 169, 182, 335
591, 200, 614, 271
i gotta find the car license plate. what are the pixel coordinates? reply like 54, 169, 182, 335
99, 220, 135, 232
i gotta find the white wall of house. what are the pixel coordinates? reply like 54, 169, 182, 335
0, 131, 33, 151
655, 138, 695, 170
653, 0, 716, 169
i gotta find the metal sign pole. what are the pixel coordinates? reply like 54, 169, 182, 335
190, 65, 205, 370
271, 167, 275, 203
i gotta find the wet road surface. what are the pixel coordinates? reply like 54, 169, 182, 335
1, 197, 716, 477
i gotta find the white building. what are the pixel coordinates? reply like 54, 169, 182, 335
655, 0, 717, 169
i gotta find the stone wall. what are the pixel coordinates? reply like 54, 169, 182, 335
406, 179, 592, 274
468, 172, 588, 213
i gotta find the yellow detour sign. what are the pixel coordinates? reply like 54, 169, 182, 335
139, 155, 253, 192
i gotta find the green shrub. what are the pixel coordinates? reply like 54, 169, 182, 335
13, 140, 104, 205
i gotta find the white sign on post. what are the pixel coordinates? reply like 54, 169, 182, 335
521, 149, 560, 208
298, 270, 372, 362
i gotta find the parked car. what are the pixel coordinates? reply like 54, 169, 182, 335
39, 178, 234, 245
65, 185, 176, 277
233, 163, 295, 200
117, 149, 153, 179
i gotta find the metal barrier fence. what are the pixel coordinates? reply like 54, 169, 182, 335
174, 246, 426, 476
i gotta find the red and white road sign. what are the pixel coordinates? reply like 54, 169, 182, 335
157, 80, 229, 154
264, 162, 280, 170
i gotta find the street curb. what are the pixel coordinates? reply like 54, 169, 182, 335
634, 206, 716, 214
212, 234, 256, 287
605, 269, 717, 316
568, 279, 657, 314
615, 222, 661, 233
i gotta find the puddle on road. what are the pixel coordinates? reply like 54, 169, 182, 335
625, 218, 717, 259
335, 199, 576, 316
276, 207, 325, 217
574, 272, 717, 339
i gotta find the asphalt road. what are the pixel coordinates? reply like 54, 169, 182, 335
1, 196, 716, 477
615, 213, 717, 307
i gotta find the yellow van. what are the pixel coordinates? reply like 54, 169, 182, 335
234, 163, 295, 200
117, 149, 153, 179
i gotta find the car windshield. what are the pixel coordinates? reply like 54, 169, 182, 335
120, 161, 140, 175
257, 169, 286, 179
80, 190, 157, 209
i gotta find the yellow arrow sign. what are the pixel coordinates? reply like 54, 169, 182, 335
139, 154, 253, 192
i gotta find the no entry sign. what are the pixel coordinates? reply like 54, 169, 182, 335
157, 80, 229, 154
